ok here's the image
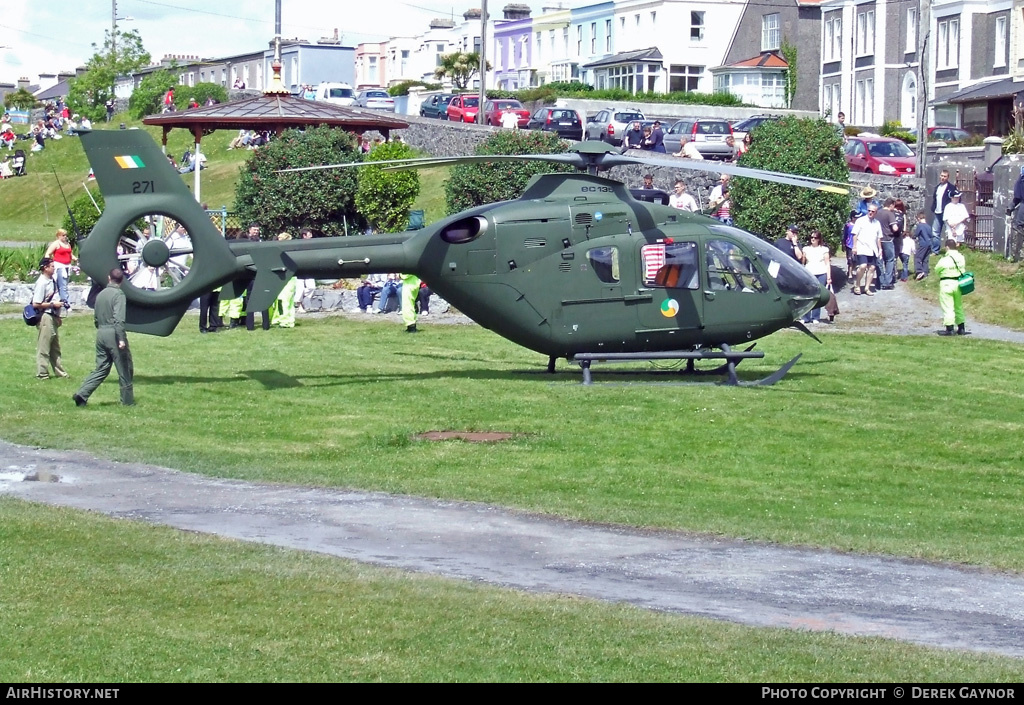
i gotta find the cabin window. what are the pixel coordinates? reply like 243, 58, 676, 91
642, 241, 698, 289
439, 216, 488, 244
706, 240, 769, 293
587, 246, 620, 283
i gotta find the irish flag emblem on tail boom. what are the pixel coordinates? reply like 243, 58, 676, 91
114, 155, 145, 169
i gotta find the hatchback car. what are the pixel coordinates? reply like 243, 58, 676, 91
663, 118, 733, 159
419, 94, 455, 119
843, 136, 916, 175
926, 126, 970, 143
484, 99, 531, 127
526, 107, 584, 140
356, 89, 395, 111
446, 95, 481, 123
584, 108, 646, 145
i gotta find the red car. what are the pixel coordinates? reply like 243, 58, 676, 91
483, 99, 530, 128
843, 136, 916, 175
446, 95, 481, 123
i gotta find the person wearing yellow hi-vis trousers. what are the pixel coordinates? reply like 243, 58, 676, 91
935, 239, 968, 336
400, 273, 421, 332
273, 277, 297, 328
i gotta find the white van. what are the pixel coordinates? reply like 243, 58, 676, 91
313, 82, 357, 107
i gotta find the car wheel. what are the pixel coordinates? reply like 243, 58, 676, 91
865, 168, 872, 174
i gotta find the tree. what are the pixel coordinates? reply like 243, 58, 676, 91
174, 82, 228, 110
354, 141, 420, 233
62, 191, 106, 244
445, 130, 573, 215
730, 116, 848, 253
67, 28, 151, 122
235, 126, 363, 238
433, 52, 491, 90
3, 87, 38, 110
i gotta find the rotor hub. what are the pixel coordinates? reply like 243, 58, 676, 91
141, 239, 171, 268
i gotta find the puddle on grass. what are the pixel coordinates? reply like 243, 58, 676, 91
414, 431, 517, 443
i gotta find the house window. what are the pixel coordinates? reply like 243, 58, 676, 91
651, 11, 656, 24
550, 29, 556, 55
906, 8, 917, 54
401, 50, 409, 75
536, 31, 542, 61
995, 16, 1007, 68
606, 19, 612, 52
937, 17, 959, 70
856, 10, 874, 57
855, 77, 874, 124
669, 65, 703, 93
824, 16, 842, 62
368, 56, 377, 84
762, 13, 780, 52
591, 22, 597, 54
577, 25, 582, 55
563, 27, 569, 54
691, 11, 705, 42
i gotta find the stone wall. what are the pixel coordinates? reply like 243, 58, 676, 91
0, 283, 449, 316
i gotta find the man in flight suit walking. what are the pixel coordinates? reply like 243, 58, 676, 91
73, 268, 135, 407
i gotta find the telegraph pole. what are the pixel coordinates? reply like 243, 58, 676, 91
916, 0, 931, 176
477, 0, 488, 124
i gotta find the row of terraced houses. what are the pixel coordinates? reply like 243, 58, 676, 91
8, 1, 1019, 137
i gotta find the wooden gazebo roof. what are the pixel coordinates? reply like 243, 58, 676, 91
142, 94, 409, 140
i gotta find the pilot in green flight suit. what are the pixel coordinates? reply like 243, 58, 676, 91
73, 267, 134, 406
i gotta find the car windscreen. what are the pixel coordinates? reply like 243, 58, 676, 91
494, 101, 521, 110
327, 88, 354, 98
551, 110, 578, 121
462, 97, 479, 107
614, 112, 643, 122
365, 92, 389, 99
868, 141, 913, 158
697, 122, 729, 135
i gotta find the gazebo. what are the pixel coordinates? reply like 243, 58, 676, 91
142, 58, 409, 201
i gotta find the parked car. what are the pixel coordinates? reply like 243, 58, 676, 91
584, 107, 646, 145
663, 118, 733, 159
843, 136, 916, 175
446, 95, 481, 123
420, 94, 455, 119
730, 114, 780, 142
356, 89, 395, 111
526, 107, 584, 140
484, 99, 531, 127
312, 82, 356, 107
926, 126, 971, 143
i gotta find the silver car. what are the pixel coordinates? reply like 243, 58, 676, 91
663, 118, 734, 159
585, 107, 646, 145
356, 89, 395, 111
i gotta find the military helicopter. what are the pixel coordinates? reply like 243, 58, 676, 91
77, 129, 846, 385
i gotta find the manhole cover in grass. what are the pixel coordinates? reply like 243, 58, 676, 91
414, 431, 516, 443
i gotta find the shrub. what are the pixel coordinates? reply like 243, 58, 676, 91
354, 141, 420, 233
174, 82, 229, 110
730, 116, 849, 253
0, 246, 47, 282
128, 69, 178, 119
444, 130, 573, 215
880, 120, 915, 144
389, 81, 441, 97
62, 190, 107, 244
235, 126, 363, 238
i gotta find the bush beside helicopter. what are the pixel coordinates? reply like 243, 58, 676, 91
76, 130, 843, 385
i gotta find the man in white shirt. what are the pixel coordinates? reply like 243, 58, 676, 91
942, 192, 970, 244
668, 180, 698, 212
672, 136, 704, 160
851, 205, 883, 296
500, 109, 519, 130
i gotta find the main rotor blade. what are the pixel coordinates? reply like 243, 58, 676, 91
278, 153, 586, 174
600, 153, 852, 194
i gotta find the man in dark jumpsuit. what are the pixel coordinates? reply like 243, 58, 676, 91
73, 268, 134, 407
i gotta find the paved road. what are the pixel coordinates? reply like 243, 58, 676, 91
3, 439, 1022, 658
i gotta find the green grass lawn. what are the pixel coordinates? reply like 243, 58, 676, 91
2, 498, 1021, 682
3, 314, 1023, 573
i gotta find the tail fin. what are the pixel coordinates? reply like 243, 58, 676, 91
78, 129, 243, 335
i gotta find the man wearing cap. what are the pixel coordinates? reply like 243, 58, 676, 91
31, 257, 68, 379
73, 267, 134, 406
942, 191, 970, 244
930, 169, 956, 254
774, 225, 803, 262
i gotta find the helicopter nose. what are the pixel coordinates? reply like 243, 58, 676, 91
817, 282, 831, 310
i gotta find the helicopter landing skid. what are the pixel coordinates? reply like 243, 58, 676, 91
571, 344, 801, 386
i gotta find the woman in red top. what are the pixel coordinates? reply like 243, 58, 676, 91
44, 229, 76, 309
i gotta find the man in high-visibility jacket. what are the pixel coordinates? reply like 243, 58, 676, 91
400, 273, 421, 333
934, 239, 968, 336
